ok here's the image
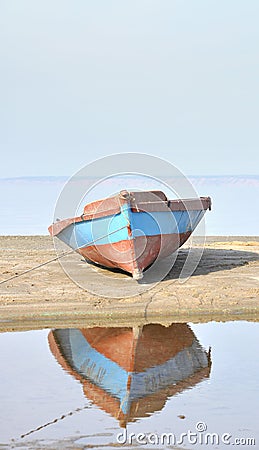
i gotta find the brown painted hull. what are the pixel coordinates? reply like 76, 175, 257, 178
78, 231, 192, 278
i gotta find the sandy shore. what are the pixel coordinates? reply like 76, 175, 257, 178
0, 235, 259, 331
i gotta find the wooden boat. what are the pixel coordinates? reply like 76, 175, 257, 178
48, 190, 211, 279
48, 323, 211, 427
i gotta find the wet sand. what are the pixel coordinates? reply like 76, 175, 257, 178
0, 236, 259, 331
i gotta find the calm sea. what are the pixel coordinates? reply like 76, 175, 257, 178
0, 175, 258, 236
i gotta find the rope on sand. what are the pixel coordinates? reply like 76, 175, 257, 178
0, 225, 128, 285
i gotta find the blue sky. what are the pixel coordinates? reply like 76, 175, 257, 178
1, 0, 259, 177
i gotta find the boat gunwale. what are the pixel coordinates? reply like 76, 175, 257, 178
48, 192, 211, 237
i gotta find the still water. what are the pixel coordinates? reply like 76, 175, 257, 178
0, 321, 258, 449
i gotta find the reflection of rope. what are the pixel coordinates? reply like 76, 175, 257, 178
0, 225, 128, 286
20, 405, 90, 439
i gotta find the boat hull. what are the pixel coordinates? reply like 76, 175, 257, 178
77, 231, 192, 276
49, 191, 211, 279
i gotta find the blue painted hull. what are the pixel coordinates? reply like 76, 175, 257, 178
58, 207, 204, 249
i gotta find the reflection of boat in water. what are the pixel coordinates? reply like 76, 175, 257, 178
48, 323, 211, 427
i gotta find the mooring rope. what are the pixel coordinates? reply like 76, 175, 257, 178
0, 225, 128, 286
